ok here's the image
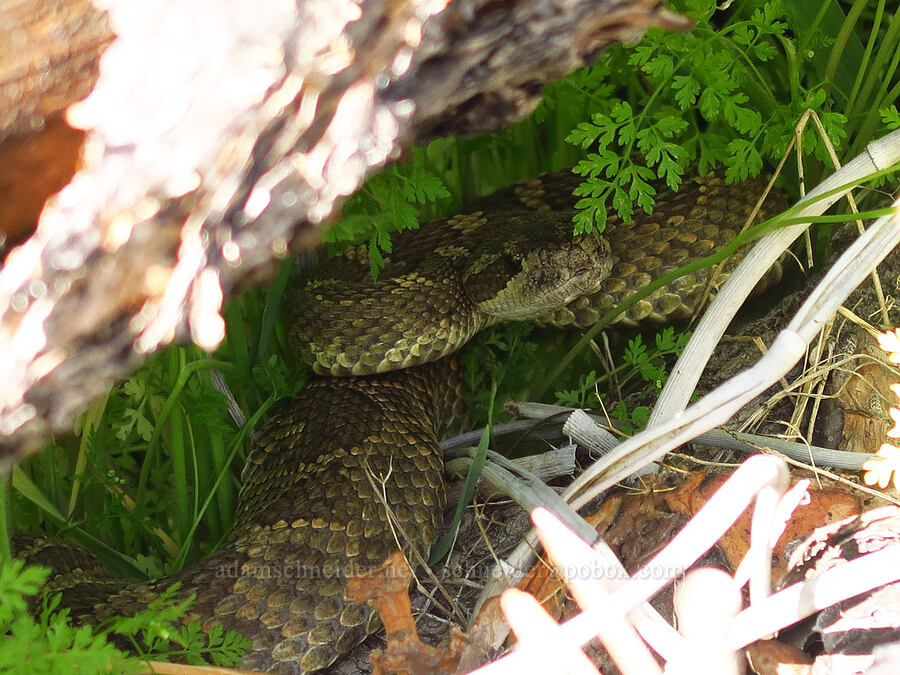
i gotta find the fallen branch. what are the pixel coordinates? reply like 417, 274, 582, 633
0, 0, 684, 462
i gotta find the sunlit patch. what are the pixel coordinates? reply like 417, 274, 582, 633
448, 212, 486, 235
190, 268, 226, 351
863, 335, 900, 490
104, 213, 136, 252
223, 240, 242, 265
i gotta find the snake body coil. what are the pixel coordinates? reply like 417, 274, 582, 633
18, 169, 784, 673
293, 171, 781, 376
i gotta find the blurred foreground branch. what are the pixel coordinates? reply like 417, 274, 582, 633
0, 0, 685, 461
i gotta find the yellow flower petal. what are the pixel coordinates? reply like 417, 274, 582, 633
878, 329, 900, 358
863, 444, 900, 490
888, 407, 900, 438
863, 465, 891, 489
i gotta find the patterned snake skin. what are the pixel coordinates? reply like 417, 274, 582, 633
293, 170, 784, 376
18, 168, 785, 673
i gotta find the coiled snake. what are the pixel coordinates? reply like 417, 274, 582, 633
17, 169, 784, 673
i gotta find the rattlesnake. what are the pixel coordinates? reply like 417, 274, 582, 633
17, 168, 784, 673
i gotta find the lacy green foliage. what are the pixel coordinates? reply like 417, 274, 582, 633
555, 327, 690, 433
325, 152, 451, 277
0, 560, 49, 627
104, 583, 251, 666
0, 561, 131, 674
611, 327, 692, 434
562, 0, 854, 233
0, 559, 251, 672
461, 322, 539, 425
623, 327, 692, 392
112, 376, 166, 443
608, 400, 653, 437
554, 370, 604, 410
884, 105, 900, 129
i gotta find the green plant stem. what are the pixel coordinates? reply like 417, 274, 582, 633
67, 392, 110, 520
848, 6, 900, 154
256, 260, 292, 366
882, 80, 900, 121
187, 417, 201, 541
172, 395, 278, 570
168, 400, 189, 545
824, 0, 867, 98
846, 0, 886, 113
777, 34, 801, 106
137, 358, 233, 494
193, 419, 222, 540
204, 385, 234, 534
428, 383, 494, 565
224, 303, 251, 384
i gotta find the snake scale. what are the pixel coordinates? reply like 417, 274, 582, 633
16, 168, 784, 673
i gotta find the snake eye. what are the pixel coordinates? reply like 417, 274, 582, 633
508, 244, 525, 262
573, 267, 589, 277
530, 269, 544, 285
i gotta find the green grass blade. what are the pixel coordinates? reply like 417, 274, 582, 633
428, 424, 490, 565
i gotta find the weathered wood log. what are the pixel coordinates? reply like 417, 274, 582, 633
0, 0, 113, 139
0, 0, 688, 462
0, 118, 85, 250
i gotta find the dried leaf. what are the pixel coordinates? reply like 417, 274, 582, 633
665, 472, 859, 577
345, 552, 465, 675
744, 639, 812, 675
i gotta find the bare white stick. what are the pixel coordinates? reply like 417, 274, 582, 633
532, 508, 665, 675
670, 568, 742, 675
500, 588, 600, 675
474, 455, 790, 674
745, 477, 780, 607
516, 402, 879, 470
649, 129, 900, 426
564, 191, 900, 510
728, 543, 900, 649
444, 445, 575, 493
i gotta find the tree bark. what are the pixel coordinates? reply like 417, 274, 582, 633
0, 0, 113, 140
0, 0, 688, 462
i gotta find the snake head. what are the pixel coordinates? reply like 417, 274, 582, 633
462, 212, 612, 322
